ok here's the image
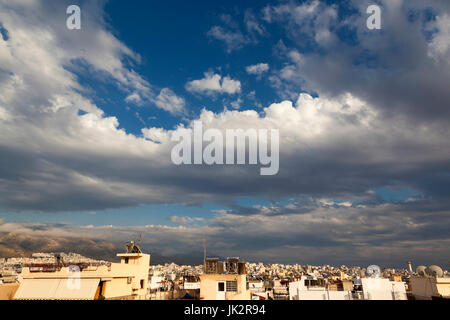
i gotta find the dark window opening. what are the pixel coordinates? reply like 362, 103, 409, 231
226, 281, 238, 292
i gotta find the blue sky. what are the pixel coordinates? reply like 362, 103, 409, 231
87, 0, 283, 134
0, 0, 449, 266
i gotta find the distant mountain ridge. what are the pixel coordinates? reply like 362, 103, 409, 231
0, 231, 206, 266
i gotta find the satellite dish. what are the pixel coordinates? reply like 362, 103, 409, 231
367, 265, 381, 278
426, 265, 443, 278
416, 265, 427, 276
125, 240, 142, 253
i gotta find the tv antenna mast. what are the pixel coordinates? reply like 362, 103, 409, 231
203, 239, 206, 261
203, 239, 207, 272
137, 233, 142, 248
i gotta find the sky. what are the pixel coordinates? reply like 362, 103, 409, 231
0, 0, 449, 268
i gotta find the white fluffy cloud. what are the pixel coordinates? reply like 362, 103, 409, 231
0, 0, 186, 117
207, 26, 248, 52
185, 72, 241, 95
428, 13, 450, 60
207, 11, 265, 52
168, 216, 204, 225
266, 0, 450, 120
246, 63, 269, 77
154, 88, 186, 115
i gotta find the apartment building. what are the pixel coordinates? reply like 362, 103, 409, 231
410, 265, 450, 300
14, 242, 150, 300
289, 276, 353, 300
200, 258, 250, 300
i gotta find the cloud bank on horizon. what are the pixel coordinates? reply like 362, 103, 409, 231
0, 0, 449, 266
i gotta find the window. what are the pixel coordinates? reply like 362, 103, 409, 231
218, 282, 225, 292
124, 257, 129, 264
140, 279, 144, 289
226, 281, 238, 292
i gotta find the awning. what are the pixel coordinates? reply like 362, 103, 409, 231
14, 278, 100, 300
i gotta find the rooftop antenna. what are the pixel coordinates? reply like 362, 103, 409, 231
55, 253, 63, 268
125, 235, 142, 254
203, 239, 206, 260
137, 233, 142, 249
203, 239, 206, 272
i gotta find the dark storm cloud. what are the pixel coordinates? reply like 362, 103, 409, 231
1, 192, 449, 267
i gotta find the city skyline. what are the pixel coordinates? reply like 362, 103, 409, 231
0, 0, 449, 267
